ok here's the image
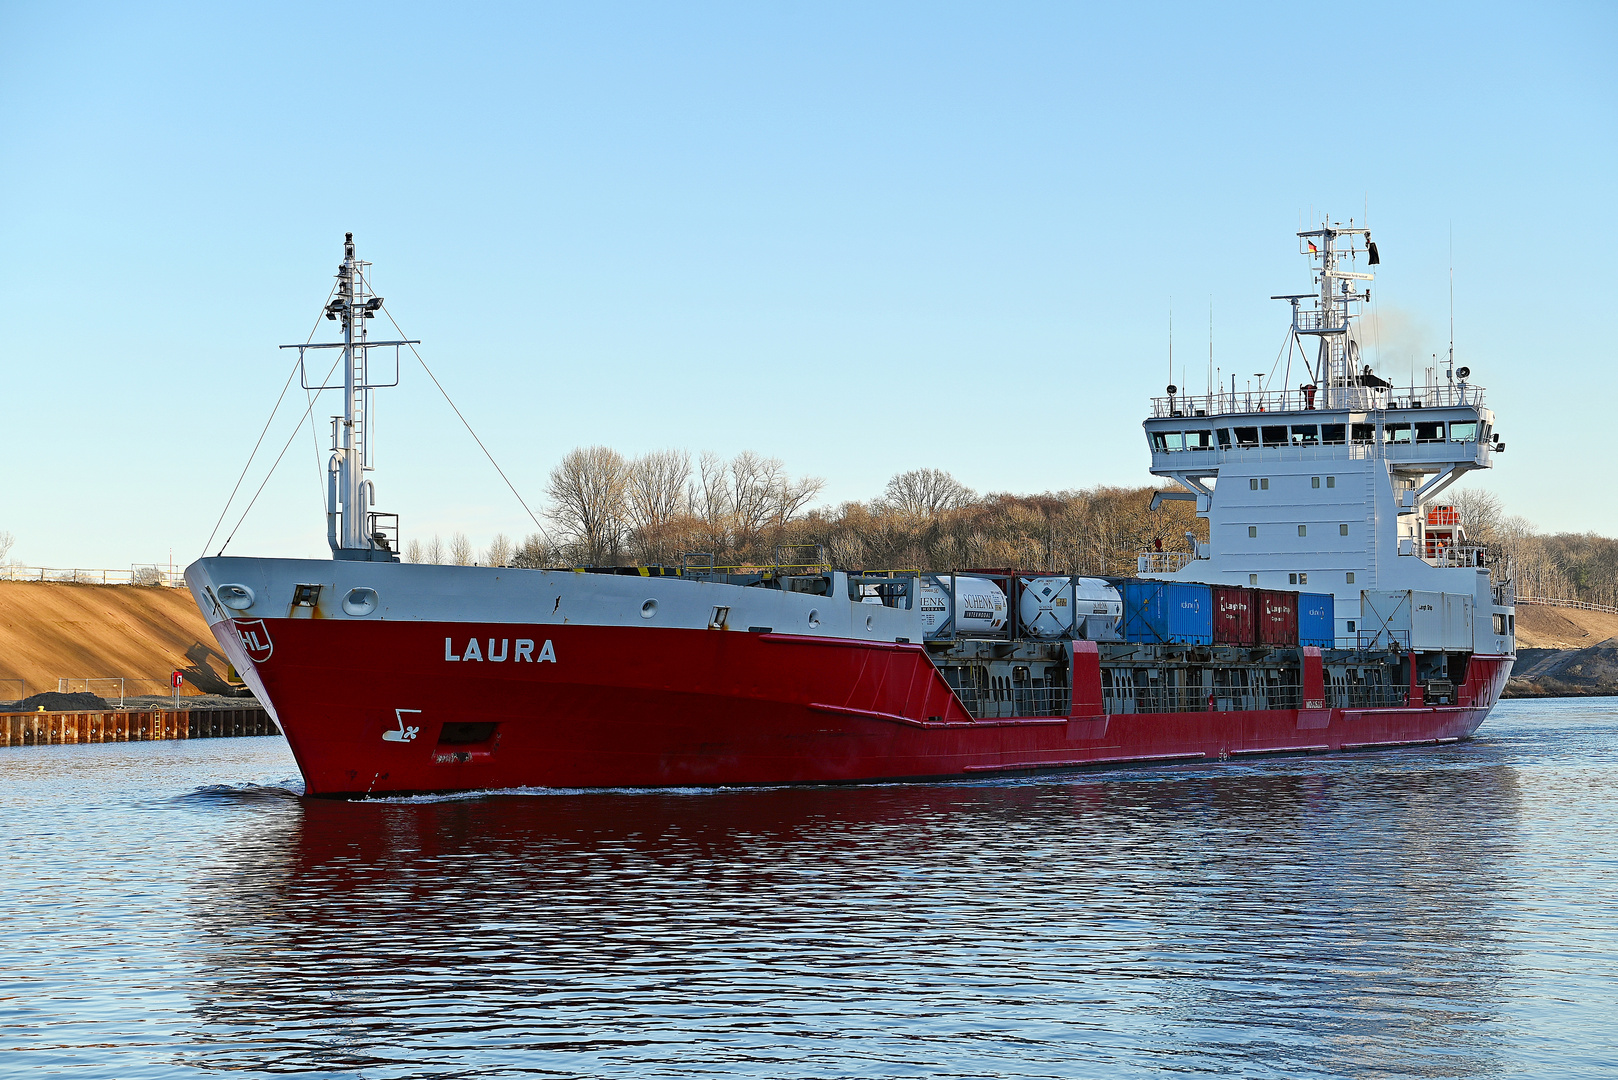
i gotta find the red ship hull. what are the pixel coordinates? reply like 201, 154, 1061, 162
216, 617, 1514, 797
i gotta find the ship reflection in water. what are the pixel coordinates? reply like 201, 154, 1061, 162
183, 750, 1530, 1078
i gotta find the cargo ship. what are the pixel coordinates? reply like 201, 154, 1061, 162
186, 225, 1515, 797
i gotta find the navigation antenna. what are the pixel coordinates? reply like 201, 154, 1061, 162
280, 234, 419, 562
1272, 218, 1375, 408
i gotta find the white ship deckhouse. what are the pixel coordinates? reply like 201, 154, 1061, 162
1141, 221, 1514, 657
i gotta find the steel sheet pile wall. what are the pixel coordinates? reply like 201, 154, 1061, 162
0, 707, 276, 747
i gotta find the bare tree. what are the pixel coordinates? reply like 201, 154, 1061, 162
625, 449, 691, 564
404, 538, 423, 564
689, 450, 732, 555
510, 532, 553, 569
425, 534, 445, 564
486, 533, 514, 567
1451, 488, 1504, 545
546, 445, 629, 565
0, 532, 13, 564
880, 468, 976, 517
450, 532, 473, 566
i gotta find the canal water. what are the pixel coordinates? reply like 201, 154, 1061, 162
1, 698, 1614, 1079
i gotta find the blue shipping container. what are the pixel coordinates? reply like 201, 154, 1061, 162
1299, 592, 1335, 647
1121, 580, 1214, 645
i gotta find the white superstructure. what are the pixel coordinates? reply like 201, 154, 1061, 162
1140, 220, 1515, 656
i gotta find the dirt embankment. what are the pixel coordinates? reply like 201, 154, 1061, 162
0, 581, 238, 701
1506, 604, 1618, 698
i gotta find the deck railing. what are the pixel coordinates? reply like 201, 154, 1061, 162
0, 565, 186, 587
1136, 551, 1197, 574
1151, 382, 1485, 419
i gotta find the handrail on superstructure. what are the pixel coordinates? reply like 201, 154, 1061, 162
1152, 383, 1485, 420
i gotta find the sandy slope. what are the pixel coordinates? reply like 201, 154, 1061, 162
0, 582, 232, 700
1513, 604, 1618, 650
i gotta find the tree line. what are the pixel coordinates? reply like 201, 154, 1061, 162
399, 446, 1618, 607
1452, 490, 1618, 607
404, 448, 1205, 577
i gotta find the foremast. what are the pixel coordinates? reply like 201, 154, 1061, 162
280, 233, 417, 562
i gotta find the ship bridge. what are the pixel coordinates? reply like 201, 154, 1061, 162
1139, 220, 1513, 656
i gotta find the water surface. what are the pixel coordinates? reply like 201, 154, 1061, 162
2, 699, 1615, 1078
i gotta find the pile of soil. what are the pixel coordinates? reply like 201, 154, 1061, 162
1505, 637, 1618, 697
14, 691, 112, 712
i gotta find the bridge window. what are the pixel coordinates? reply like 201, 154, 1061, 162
1292, 425, 1319, 446
1384, 423, 1412, 444
1151, 431, 1169, 451
1321, 423, 1346, 445
1262, 425, 1289, 446
1234, 426, 1260, 447
1416, 421, 1446, 443
1186, 430, 1213, 449
1216, 428, 1232, 448
1451, 421, 1478, 441
1352, 424, 1375, 443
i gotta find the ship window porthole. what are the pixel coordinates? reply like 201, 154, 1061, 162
217, 584, 254, 610
641, 599, 657, 619
342, 587, 378, 616
808, 609, 821, 629
865, 614, 874, 631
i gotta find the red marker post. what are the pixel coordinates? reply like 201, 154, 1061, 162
170, 670, 183, 707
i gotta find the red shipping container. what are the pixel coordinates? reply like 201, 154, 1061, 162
1255, 589, 1300, 647
1211, 585, 1256, 645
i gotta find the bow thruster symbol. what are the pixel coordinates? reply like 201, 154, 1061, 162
383, 709, 422, 743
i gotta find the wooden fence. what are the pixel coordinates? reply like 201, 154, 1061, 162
1515, 596, 1618, 616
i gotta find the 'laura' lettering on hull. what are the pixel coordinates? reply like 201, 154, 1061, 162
444, 638, 557, 663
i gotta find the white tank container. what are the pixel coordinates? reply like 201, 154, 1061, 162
918, 576, 1008, 638
1017, 576, 1122, 639
1018, 576, 1074, 638
1072, 577, 1123, 640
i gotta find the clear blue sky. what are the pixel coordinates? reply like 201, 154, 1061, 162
2, 2, 1612, 569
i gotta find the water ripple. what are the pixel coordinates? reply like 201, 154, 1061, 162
1, 699, 1615, 1078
